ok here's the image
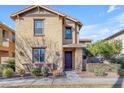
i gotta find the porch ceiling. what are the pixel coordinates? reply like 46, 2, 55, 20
63, 44, 86, 48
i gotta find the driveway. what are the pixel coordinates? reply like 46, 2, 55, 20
0, 71, 124, 87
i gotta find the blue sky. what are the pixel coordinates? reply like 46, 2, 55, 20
0, 5, 124, 42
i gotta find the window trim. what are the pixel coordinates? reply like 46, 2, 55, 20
32, 47, 45, 63
65, 26, 72, 39
34, 19, 44, 36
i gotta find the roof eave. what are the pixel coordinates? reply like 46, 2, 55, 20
0, 22, 15, 34
10, 5, 83, 26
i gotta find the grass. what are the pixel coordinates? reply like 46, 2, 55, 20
2, 84, 124, 88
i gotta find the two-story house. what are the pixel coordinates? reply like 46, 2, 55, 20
10, 5, 84, 72
0, 22, 15, 64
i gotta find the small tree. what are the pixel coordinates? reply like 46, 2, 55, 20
87, 40, 122, 60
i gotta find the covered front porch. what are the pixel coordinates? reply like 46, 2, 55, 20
63, 44, 85, 71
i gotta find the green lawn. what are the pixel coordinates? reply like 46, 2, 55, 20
3, 84, 124, 88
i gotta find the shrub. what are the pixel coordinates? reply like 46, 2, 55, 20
118, 69, 124, 76
41, 66, 49, 76
87, 40, 122, 60
6, 58, 15, 71
31, 68, 41, 76
0, 65, 4, 76
94, 68, 107, 76
86, 63, 121, 76
2, 68, 14, 78
18, 69, 25, 77
0, 68, 3, 77
0, 69, 2, 76
110, 58, 124, 69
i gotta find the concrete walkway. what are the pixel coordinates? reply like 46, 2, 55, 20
0, 71, 124, 87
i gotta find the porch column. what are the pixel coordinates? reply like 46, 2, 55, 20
75, 48, 83, 71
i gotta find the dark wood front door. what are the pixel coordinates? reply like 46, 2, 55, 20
65, 51, 72, 70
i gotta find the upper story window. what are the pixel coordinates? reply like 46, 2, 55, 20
65, 27, 72, 39
33, 48, 45, 63
2, 30, 5, 38
12, 35, 15, 42
34, 19, 44, 36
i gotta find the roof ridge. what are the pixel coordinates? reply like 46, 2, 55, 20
104, 29, 124, 40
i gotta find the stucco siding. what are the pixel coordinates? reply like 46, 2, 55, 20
75, 48, 83, 70
13, 6, 83, 71
15, 11, 63, 70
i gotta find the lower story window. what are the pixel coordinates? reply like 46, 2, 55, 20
33, 48, 45, 63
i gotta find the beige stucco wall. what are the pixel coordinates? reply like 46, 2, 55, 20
76, 25, 80, 44
75, 48, 83, 70
14, 7, 83, 71
15, 9, 64, 71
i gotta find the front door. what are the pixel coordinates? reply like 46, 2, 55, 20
64, 51, 72, 70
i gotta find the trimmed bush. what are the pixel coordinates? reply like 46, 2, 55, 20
31, 68, 41, 76
18, 69, 25, 77
118, 69, 124, 76
110, 58, 124, 69
41, 66, 49, 76
0, 65, 4, 76
94, 68, 107, 76
86, 63, 121, 76
6, 58, 15, 71
0, 68, 2, 77
2, 68, 14, 78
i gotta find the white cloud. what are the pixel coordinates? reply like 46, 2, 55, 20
110, 12, 124, 27
98, 12, 105, 16
120, 23, 124, 27
80, 24, 112, 42
107, 5, 119, 13
80, 12, 124, 42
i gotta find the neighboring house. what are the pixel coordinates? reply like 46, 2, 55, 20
104, 29, 124, 54
79, 39, 92, 47
0, 22, 15, 64
10, 5, 85, 72
79, 39, 92, 70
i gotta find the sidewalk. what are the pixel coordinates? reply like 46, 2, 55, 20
0, 71, 124, 87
